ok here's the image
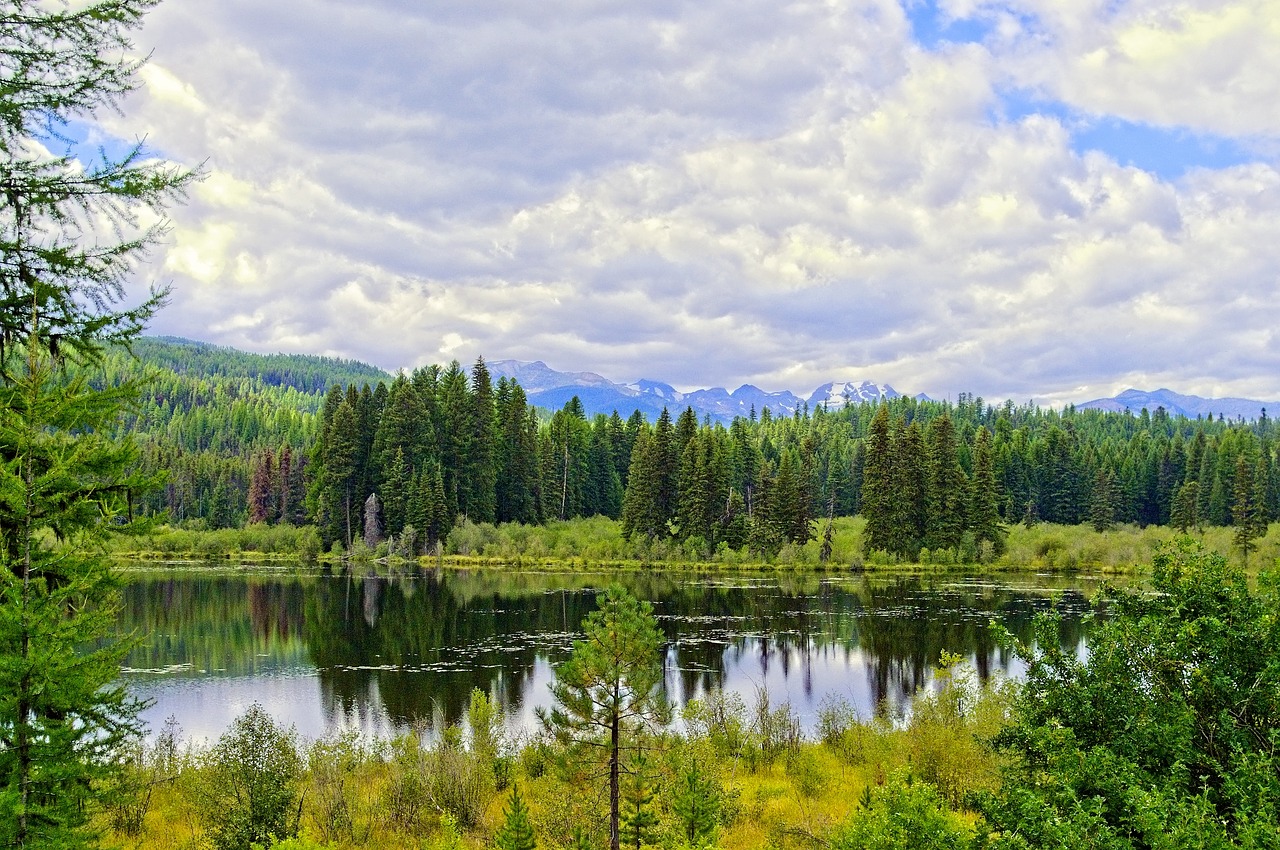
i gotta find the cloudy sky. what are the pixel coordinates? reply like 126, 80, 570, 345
98, 0, 1280, 405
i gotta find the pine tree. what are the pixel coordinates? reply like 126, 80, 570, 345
494, 784, 537, 850
540, 586, 668, 850
671, 756, 721, 847
619, 749, 659, 850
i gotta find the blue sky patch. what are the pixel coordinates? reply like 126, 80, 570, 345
906, 0, 991, 49
50, 118, 150, 172
994, 88, 1257, 180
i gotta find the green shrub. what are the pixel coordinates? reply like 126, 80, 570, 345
828, 774, 972, 850
305, 728, 368, 845
197, 704, 303, 850
980, 540, 1280, 848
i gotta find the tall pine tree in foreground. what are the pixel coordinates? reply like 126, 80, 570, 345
0, 1, 194, 846
540, 586, 669, 850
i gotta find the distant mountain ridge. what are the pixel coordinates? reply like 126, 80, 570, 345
1077, 388, 1280, 421
487, 359, 916, 422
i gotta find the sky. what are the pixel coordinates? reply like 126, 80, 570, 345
95, 0, 1280, 406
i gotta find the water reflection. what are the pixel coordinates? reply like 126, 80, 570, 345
119, 566, 1094, 742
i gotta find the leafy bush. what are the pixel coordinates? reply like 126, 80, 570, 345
828, 774, 972, 850
197, 704, 303, 850
979, 540, 1280, 848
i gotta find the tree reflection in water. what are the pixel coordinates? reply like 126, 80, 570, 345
119, 567, 1093, 740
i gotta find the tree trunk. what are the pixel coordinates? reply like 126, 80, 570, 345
610, 691, 620, 850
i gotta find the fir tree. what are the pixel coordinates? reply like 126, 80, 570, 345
925, 414, 967, 552
0, 3, 194, 843
247, 448, 276, 525
465, 357, 497, 523
1171, 480, 1200, 533
380, 446, 408, 536
319, 398, 360, 547
969, 427, 1006, 556
1232, 456, 1264, 559
895, 418, 928, 557
0, 346, 154, 849
621, 428, 664, 541
1089, 468, 1118, 533
860, 405, 898, 556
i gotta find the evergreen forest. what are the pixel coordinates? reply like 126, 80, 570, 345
113, 337, 1280, 562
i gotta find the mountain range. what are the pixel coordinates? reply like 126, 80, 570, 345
1076, 388, 1280, 421
131, 338, 1280, 425
485, 359, 921, 422
488, 359, 1280, 424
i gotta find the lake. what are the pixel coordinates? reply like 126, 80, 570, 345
117, 564, 1100, 744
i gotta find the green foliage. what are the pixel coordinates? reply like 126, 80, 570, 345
618, 747, 659, 850
979, 539, 1280, 848
829, 774, 973, 850
0, 349, 153, 849
304, 728, 369, 846
250, 836, 329, 850
197, 704, 303, 850
0, 1, 195, 845
421, 725, 497, 831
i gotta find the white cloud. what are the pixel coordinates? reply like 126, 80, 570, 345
985, 0, 1280, 138
95, 0, 1280, 404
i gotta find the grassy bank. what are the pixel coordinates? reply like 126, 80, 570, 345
110, 515, 1280, 573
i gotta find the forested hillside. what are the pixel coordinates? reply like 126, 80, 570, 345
110, 339, 1280, 560
100, 337, 389, 526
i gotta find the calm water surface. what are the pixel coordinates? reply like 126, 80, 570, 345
117, 564, 1100, 742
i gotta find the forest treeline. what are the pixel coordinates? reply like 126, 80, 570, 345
113, 340, 1280, 559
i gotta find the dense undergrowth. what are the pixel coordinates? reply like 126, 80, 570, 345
111, 515, 1280, 574
102, 662, 1010, 850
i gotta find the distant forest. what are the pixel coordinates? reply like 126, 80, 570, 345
110, 338, 1279, 558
